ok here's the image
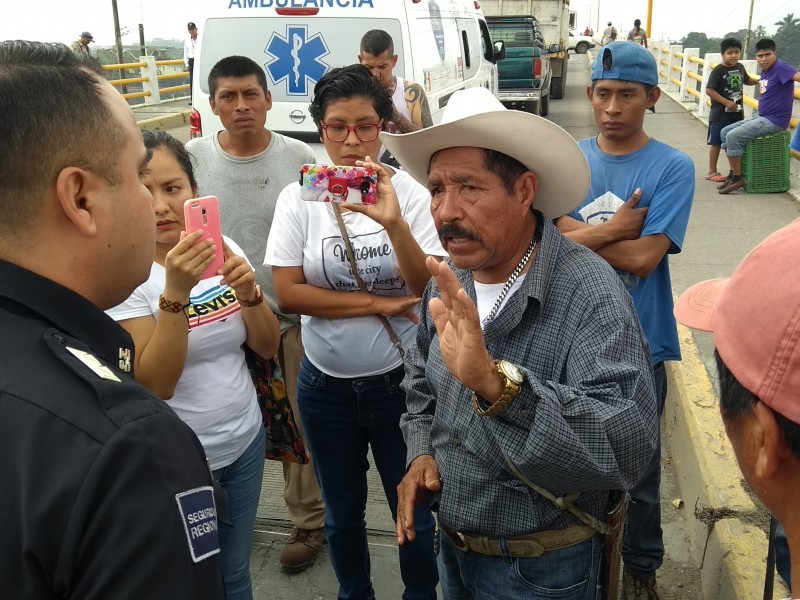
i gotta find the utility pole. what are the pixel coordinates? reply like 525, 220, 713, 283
139, 23, 146, 57
646, 0, 653, 43
111, 0, 127, 93
744, 0, 755, 58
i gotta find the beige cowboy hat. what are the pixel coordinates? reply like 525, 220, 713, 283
380, 87, 589, 219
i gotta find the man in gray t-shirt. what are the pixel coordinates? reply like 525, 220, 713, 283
186, 55, 325, 574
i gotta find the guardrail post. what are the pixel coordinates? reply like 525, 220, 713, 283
741, 60, 758, 120
667, 45, 682, 94
140, 55, 161, 105
655, 45, 669, 86
681, 48, 699, 104
698, 53, 720, 118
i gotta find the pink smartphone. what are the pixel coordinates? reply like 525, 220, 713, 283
183, 196, 224, 280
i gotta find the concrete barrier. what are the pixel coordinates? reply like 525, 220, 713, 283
666, 324, 789, 599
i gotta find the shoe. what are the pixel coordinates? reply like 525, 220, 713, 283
717, 178, 733, 190
718, 178, 746, 194
622, 568, 660, 600
280, 527, 325, 573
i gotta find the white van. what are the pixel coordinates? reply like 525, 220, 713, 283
190, 0, 503, 140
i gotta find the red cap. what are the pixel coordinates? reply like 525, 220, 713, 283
674, 218, 800, 423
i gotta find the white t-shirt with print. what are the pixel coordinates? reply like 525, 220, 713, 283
265, 169, 443, 378
107, 237, 261, 470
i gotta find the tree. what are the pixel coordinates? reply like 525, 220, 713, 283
775, 13, 800, 34
772, 14, 800, 67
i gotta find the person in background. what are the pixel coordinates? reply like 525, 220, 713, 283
0, 40, 224, 599
70, 31, 93, 57
583, 26, 592, 36
184, 22, 198, 103
108, 130, 281, 600
556, 42, 695, 600
186, 55, 327, 574
358, 29, 432, 167
674, 218, 800, 597
704, 38, 757, 182
266, 64, 441, 600
627, 19, 648, 48
717, 38, 800, 194
386, 86, 657, 600
602, 22, 618, 45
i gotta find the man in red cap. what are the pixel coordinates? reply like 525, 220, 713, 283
675, 218, 800, 596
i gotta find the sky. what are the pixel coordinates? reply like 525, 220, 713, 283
0, 0, 795, 48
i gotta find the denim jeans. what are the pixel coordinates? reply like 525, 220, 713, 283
438, 527, 602, 599
211, 426, 265, 600
622, 362, 667, 575
297, 356, 438, 600
720, 117, 782, 157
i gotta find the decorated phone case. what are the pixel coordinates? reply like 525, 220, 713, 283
298, 164, 378, 205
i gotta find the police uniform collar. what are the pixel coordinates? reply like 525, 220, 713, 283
0, 259, 135, 371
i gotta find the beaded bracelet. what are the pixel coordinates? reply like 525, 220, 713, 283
159, 295, 188, 313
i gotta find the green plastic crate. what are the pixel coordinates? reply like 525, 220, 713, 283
743, 130, 791, 193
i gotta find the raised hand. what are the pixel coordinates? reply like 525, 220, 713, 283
427, 257, 497, 395
218, 240, 257, 302
162, 230, 215, 302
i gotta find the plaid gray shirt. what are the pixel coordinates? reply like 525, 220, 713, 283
401, 215, 658, 537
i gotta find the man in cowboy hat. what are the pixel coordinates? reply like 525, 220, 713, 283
674, 218, 800, 595
387, 86, 658, 598
556, 41, 695, 600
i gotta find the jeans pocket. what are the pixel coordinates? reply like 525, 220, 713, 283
511, 538, 594, 597
297, 358, 324, 391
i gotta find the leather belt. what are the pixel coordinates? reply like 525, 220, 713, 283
440, 522, 597, 558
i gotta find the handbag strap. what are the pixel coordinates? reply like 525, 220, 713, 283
332, 203, 405, 359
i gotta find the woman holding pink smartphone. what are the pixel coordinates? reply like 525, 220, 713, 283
107, 130, 279, 600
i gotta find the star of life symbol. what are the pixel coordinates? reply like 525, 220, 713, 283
265, 25, 329, 96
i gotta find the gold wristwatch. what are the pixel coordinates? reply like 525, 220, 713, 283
472, 360, 523, 418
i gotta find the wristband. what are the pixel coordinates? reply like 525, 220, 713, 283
159, 295, 189, 313
238, 284, 263, 308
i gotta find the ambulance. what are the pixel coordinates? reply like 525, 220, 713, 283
189, 0, 504, 140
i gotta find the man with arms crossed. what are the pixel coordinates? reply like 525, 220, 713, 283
186, 55, 325, 573
556, 42, 695, 599
0, 41, 224, 599
386, 87, 658, 599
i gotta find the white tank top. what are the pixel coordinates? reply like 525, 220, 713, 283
380, 77, 414, 166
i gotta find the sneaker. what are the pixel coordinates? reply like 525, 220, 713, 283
280, 527, 325, 573
622, 569, 660, 600
718, 178, 746, 194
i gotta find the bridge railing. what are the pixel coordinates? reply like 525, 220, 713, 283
650, 42, 800, 175
102, 57, 189, 104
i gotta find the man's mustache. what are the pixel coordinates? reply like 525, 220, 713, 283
437, 223, 480, 242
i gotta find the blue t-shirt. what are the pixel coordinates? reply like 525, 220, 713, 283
569, 137, 695, 365
758, 59, 798, 129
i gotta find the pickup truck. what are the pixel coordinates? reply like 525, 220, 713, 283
487, 16, 552, 117
568, 31, 596, 54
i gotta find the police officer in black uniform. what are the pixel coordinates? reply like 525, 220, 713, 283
0, 41, 225, 599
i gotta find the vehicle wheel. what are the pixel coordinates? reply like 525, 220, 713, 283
551, 77, 564, 99
540, 91, 550, 117
527, 100, 542, 116
551, 60, 569, 99
576, 42, 589, 54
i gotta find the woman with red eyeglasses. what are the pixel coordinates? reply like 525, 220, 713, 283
265, 64, 442, 600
